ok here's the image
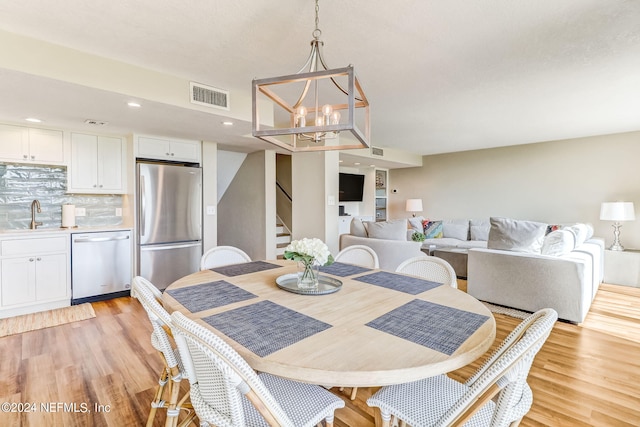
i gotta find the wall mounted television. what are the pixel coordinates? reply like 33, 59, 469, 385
339, 172, 365, 202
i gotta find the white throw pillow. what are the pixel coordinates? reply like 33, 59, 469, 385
487, 217, 547, 253
562, 223, 589, 247
350, 218, 368, 237
442, 219, 469, 240
470, 219, 490, 241
365, 219, 408, 241
541, 229, 576, 256
408, 216, 425, 233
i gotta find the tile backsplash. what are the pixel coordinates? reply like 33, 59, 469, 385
0, 163, 124, 230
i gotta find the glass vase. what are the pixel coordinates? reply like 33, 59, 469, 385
297, 260, 320, 290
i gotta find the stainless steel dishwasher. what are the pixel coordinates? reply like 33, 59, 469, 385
71, 230, 132, 304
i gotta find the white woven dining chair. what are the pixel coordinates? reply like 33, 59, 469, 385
169, 310, 345, 427
367, 308, 558, 427
132, 276, 196, 427
335, 244, 380, 268
200, 245, 252, 270
395, 255, 458, 288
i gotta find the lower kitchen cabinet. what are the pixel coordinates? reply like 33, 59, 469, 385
0, 234, 70, 318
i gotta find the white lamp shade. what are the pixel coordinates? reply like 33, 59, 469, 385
405, 199, 423, 213
600, 202, 635, 221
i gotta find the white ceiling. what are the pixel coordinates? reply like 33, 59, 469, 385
0, 0, 639, 157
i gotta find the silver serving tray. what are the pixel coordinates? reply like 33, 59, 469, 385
275, 273, 342, 295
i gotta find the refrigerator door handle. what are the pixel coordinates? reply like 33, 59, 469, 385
140, 174, 146, 238
140, 242, 202, 251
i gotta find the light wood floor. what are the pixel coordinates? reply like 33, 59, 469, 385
0, 282, 638, 426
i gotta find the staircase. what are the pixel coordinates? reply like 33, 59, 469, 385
276, 220, 292, 259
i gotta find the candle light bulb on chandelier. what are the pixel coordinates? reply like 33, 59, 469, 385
322, 104, 333, 116
296, 106, 307, 127
315, 116, 324, 126
330, 111, 341, 125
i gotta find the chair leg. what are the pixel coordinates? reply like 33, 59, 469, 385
147, 366, 170, 427
350, 387, 358, 400
325, 415, 335, 427
380, 412, 391, 427
164, 366, 184, 427
509, 418, 523, 427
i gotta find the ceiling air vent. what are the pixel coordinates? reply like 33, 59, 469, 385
190, 82, 230, 110
371, 146, 384, 157
84, 119, 108, 126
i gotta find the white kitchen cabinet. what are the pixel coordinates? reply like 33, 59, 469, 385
0, 123, 65, 165
136, 135, 201, 163
69, 133, 126, 193
0, 234, 70, 318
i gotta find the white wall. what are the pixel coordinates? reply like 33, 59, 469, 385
217, 150, 275, 260
217, 150, 247, 203
389, 131, 640, 249
202, 141, 218, 252
292, 151, 340, 254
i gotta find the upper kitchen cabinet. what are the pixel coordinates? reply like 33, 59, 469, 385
0, 123, 65, 165
68, 133, 126, 194
135, 135, 201, 164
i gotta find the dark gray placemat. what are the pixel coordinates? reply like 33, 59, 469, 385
202, 300, 332, 357
366, 299, 490, 355
166, 281, 257, 313
354, 271, 442, 294
211, 260, 282, 277
319, 261, 372, 277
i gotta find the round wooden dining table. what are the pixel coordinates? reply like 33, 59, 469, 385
162, 259, 496, 390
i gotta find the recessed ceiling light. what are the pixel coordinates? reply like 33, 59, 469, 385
127, 102, 141, 108
25, 117, 42, 123
339, 159, 344, 163
369, 164, 375, 167
354, 162, 360, 166
222, 121, 233, 126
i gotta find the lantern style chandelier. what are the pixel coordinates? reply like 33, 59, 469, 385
252, 0, 370, 152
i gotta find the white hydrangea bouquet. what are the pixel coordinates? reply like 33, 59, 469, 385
284, 238, 334, 289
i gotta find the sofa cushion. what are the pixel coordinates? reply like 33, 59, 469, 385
470, 219, 490, 241
442, 219, 469, 240
541, 229, 576, 256
365, 219, 408, 241
423, 220, 444, 239
487, 217, 547, 253
350, 218, 368, 237
422, 237, 464, 248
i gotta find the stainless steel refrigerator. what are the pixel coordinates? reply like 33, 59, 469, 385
137, 162, 202, 290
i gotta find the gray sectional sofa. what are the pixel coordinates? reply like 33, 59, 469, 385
341, 216, 604, 323
467, 218, 604, 323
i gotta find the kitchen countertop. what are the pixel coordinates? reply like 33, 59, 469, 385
0, 225, 133, 237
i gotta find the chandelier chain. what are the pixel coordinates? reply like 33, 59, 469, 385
313, 0, 322, 40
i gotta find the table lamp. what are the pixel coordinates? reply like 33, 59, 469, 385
405, 199, 423, 217
600, 201, 635, 251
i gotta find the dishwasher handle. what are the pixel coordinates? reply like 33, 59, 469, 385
73, 235, 130, 243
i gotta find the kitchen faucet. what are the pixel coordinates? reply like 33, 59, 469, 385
30, 199, 42, 229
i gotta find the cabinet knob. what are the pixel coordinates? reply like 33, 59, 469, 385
170, 153, 175, 156
99, 184, 103, 188
166, 152, 170, 156
36, 257, 42, 261
31, 155, 35, 160
23, 154, 28, 159
93, 184, 97, 188
29, 258, 35, 262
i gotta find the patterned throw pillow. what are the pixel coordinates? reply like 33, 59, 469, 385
423, 220, 443, 239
